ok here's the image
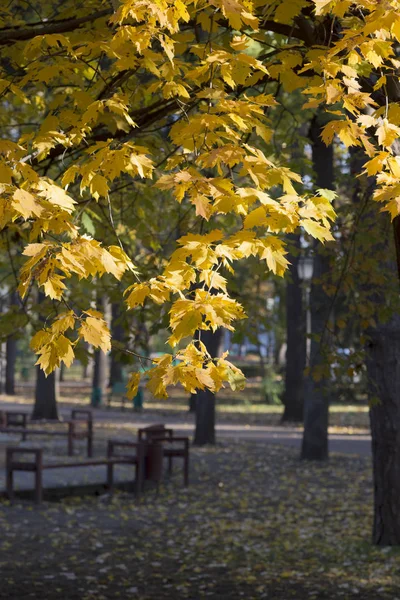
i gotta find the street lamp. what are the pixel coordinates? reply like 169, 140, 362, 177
297, 255, 314, 366
297, 255, 314, 283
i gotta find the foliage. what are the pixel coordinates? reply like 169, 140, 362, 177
261, 365, 283, 404
1, 0, 399, 399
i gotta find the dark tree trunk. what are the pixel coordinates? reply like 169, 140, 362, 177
32, 291, 59, 420
32, 367, 59, 420
5, 337, 17, 395
281, 233, 305, 422
91, 348, 108, 406
59, 361, 65, 382
109, 302, 124, 387
194, 388, 216, 445
366, 317, 400, 545
189, 393, 196, 412
5, 290, 18, 395
301, 114, 334, 460
91, 294, 109, 406
350, 146, 400, 545
194, 329, 222, 446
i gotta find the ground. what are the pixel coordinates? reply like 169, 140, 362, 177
1, 440, 399, 600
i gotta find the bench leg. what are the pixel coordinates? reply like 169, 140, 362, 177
87, 422, 93, 458
136, 445, 145, 498
68, 422, 74, 456
35, 451, 43, 504
168, 456, 173, 475
35, 469, 43, 504
107, 462, 114, 491
184, 452, 189, 487
6, 465, 13, 503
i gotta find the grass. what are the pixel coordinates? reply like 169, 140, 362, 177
1, 382, 371, 433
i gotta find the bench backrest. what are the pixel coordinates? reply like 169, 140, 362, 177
138, 424, 172, 441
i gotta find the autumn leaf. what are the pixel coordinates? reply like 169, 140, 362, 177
12, 189, 43, 219
79, 314, 111, 353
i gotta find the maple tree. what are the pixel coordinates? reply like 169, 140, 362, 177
3, 0, 400, 543
0, 0, 341, 403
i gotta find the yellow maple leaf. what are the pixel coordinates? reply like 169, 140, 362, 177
43, 275, 67, 300
37, 180, 76, 213
51, 312, 75, 335
12, 188, 43, 219
90, 174, 109, 200
376, 119, 400, 148
302, 219, 334, 242
125, 283, 150, 308
79, 315, 111, 353
126, 372, 141, 399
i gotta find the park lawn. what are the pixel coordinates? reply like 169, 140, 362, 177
0, 441, 396, 600
1, 389, 371, 433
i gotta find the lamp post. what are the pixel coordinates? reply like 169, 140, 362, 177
297, 255, 314, 366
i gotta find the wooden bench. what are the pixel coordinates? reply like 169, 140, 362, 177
108, 439, 164, 486
0, 409, 93, 457
121, 424, 190, 486
6, 442, 146, 504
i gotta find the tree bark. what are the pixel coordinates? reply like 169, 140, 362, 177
301, 114, 334, 460
32, 367, 59, 420
91, 294, 109, 406
109, 302, 124, 387
281, 233, 305, 422
188, 393, 197, 412
366, 317, 400, 544
350, 146, 400, 545
32, 291, 59, 420
5, 336, 17, 395
194, 329, 222, 445
59, 361, 65, 383
91, 348, 108, 406
5, 291, 18, 395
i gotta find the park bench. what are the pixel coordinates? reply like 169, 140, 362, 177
6, 442, 146, 504
137, 424, 189, 486
0, 409, 93, 457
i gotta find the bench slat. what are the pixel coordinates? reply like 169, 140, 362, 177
43, 458, 137, 469
0, 428, 77, 436
9, 462, 38, 471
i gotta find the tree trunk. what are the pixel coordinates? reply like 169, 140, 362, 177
301, 114, 334, 460
91, 294, 109, 406
59, 361, 65, 382
366, 317, 400, 544
32, 367, 59, 420
5, 337, 17, 395
91, 348, 108, 407
109, 302, 124, 387
351, 146, 400, 544
194, 329, 222, 445
193, 388, 216, 445
5, 290, 18, 395
189, 393, 197, 412
281, 233, 305, 422
32, 291, 59, 420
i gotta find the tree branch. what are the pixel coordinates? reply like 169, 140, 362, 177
0, 9, 113, 46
